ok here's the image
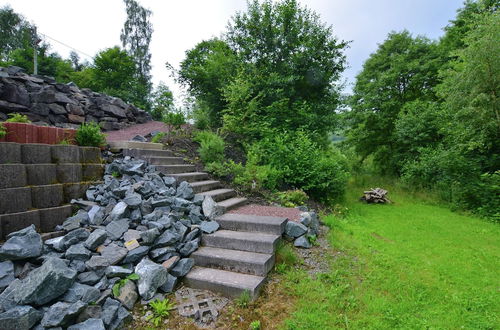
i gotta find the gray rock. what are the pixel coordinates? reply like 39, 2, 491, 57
109, 306, 131, 330
154, 229, 180, 247
0, 261, 15, 290
63, 228, 90, 249
122, 245, 150, 264
41, 301, 86, 327
69, 260, 87, 272
200, 220, 220, 234
163, 176, 177, 188
135, 258, 167, 300
45, 236, 66, 252
0, 279, 22, 312
93, 276, 109, 290
105, 266, 132, 278
149, 247, 176, 261
109, 201, 128, 220
15, 257, 76, 306
0, 225, 42, 260
285, 221, 308, 238
179, 240, 199, 257
140, 228, 160, 245
65, 243, 91, 261
68, 318, 105, 330
123, 193, 142, 208
123, 229, 141, 242
84, 229, 107, 251
106, 219, 129, 240
0, 305, 42, 330
100, 243, 128, 265
75, 305, 102, 324
62, 282, 100, 303
159, 274, 177, 293
88, 206, 105, 225
202, 196, 224, 220
176, 181, 194, 199
131, 135, 146, 142
174, 221, 188, 239
183, 228, 201, 242
77, 271, 101, 285
86, 256, 111, 271
294, 235, 312, 249
116, 279, 138, 310
101, 297, 120, 327
299, 213, 311, 226
170, 258, 194, 277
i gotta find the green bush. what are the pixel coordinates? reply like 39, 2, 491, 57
0, 123, 6, 139
233, 151, 281, 191
162, 112, 186, 128
6, 113, 30, 123
75, 122, 106, 147
276, 189, 309, 207
151, 132, 166, 143
248, 131, 349, 202
205, 160, 244, 178
193, 130, 225, 164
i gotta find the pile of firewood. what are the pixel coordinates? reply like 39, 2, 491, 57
360, 188, 391, 204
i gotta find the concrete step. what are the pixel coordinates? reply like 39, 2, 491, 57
184, 266, 266, 300
189, 180, 221, 193
169, 172, 209, 182
108, 141, 163, 151
154, 164, 197, 174
218, 197, 248, 211
191, 247, 275, 276
122, 148, 174, 158
196, 188, 236, 202
202, 230, 280, 254
216, 214, 288, 235
144, 156, 185, 165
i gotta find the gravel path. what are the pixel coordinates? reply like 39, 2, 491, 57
228, 204, 302, 221
105, 121, 168, 142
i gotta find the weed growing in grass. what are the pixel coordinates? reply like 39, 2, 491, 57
235, 290, 251, 308
249, 320, 261, 330
147, 298, 176, 327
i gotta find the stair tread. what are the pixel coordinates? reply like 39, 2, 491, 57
170, 171, 207, 176
192, 246, 272, 264
196, 188, 235, 196
206, 230, 280, 242
189, 180, 220, 186
217, 213, 287, 225
185, 266, 265, 289
218, 197, 247, 208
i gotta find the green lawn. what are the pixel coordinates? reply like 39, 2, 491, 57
281, 178, 500, 329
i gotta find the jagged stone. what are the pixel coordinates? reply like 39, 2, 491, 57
100, 243, 128, 265
106, 219, 129, 240
140, 228, 160, 245
62, 282, 100, 303
170, 258, 194, 277
65, 243, 91, 261
285, 221, 308, 238
116, 279, 138, 310
200, 220, 220, 234
176, 181, 194, 199
0, 261, 15, 290
68, 318, 105, 330
0, 305, 42, 330
101, 297, 120, 327
105, 266, 132, 278
123, 193, 142, 208
0, 225, 42, 260
122, 245, 150, 264
135, 258, 167, 300
159, 274, 177, 293
41, 300, 86, 327
77, 271, 101, 285
202, 196, 224, 220
294, 235, 312, 249
153, 229, 180, 248
84, 229, 107, 251
179, 240, 199, 257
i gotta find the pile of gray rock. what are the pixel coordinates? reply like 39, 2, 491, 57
0, 157, 218, 329
284, 211, 320, 249
0, 66, 151, 130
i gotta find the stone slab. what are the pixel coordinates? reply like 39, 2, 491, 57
216, 213, 288, 235
31, 184, 64, 208
0, 186, 32, 214
0, 164, 26, 188
201, 230, 280, 254
39, 205, 73, 232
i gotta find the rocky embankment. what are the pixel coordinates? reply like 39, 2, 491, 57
0, 157, 219, 329
0, 66, 151, 130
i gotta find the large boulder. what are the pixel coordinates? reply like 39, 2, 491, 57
0, 305, 42, 330
0, 225, 43, 260
135, 258, 167, 300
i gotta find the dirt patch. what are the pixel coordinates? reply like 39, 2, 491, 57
105, 121, 169, 142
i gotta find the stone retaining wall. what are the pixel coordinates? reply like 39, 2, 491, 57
0, 66, 151, 131
0, 142, 104, 239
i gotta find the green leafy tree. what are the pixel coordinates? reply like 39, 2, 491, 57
120, 0, 153, 110
222, 0, 348, 144
348, 31, 444, 173
177, 38, 239, 128
151, 82, 175, 121
0, 6, 33, 62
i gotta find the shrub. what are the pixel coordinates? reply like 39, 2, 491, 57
151, 132, 166, 143
0, 123, 6, 139
193, 130, 225, 164
205, 160, 244, 179
248, 131, 349, 202
75, 122, 106, 147
276, 189, 309, 207
162, 111, 186, 129
6, 113, 30, 123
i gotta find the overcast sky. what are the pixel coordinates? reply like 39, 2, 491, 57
2, 0, 464, 102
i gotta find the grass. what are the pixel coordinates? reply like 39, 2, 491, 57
281, 176, 500, 329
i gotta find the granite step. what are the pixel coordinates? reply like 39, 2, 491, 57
218, 197, 248, 211
189, 180, 221, 193
216, 213, 288, 235
109, 141, 163, 151
154, 164, 197, 174
144, 156, 185, 165
202, 230, 280, 254
122, 148, 174, 158
191, 246, 275, 276
196, 188, 236, 202
169, 172, 209, 182
184, 266, 266, 299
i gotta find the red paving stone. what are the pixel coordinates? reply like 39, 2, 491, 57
105, 121, 168, 142
228, 204, 302, 222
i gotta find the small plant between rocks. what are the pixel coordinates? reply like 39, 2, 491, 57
5, 112, 31, 123
146, 298, 176, 326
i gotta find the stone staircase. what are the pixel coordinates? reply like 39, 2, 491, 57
110, 142, 288, 299
113, 142, 248, 212
186, 213, 287, 299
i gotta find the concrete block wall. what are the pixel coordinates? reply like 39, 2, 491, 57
0, 142, 104, 239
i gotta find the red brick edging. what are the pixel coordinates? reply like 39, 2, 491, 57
0, 122, 76, 144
